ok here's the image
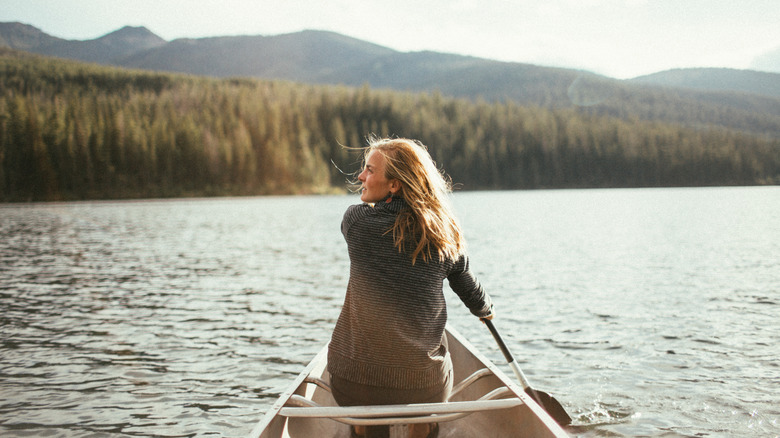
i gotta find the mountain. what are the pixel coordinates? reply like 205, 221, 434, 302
0, 22, 63, 50
36, 25, 166, 64
0, 23, 166, 64
2, 22, 780, 138
630, 68, 780, 98
314, 50, 584, 104
5, 22, 780, 101
120, 30, 395, 80
124, 35, 585, 104
0, 22, 591, 104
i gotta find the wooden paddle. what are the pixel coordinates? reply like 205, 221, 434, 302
482, 318, 573, 426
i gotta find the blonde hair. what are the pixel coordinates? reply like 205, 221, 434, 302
364, 136, 465, 264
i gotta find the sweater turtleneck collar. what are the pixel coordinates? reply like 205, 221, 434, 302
373, 195, 406, 213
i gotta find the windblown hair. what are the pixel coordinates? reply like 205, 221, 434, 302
364, 136, 465, 264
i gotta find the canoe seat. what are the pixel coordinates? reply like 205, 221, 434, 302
278, 368, 524, 426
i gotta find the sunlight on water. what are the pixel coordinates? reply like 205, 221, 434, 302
1, 187, 778, 437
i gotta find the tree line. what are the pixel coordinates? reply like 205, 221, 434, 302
1, 50, 778, 202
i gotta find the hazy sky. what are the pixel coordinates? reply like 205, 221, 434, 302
3, 0, 779, 78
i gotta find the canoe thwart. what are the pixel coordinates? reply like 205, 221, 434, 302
279, 367, 518, 427
279, 387, 519, 426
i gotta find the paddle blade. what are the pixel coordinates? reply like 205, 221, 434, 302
525, 387, 572, 426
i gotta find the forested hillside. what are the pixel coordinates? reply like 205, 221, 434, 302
1, 50, 778, 202
630, 68, 780, 98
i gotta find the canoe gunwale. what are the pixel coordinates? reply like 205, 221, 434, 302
248, 346, 329, 438
248, 324, 570, 437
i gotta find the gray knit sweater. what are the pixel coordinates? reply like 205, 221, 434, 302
327, 197, 493, 390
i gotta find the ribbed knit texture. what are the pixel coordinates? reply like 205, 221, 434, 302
328, 197, 493, 390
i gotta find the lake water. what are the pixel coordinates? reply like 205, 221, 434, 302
1, 187, 778, 437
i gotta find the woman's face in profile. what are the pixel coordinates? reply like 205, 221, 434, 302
358, 151, 396, 203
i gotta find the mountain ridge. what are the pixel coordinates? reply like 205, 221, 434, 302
2, 21, 780, 139
3, 22, 779, 90
120, 30, 396, 81
630, 67, 780, 99
31, 25, 166, 64
0, 22, 63, 50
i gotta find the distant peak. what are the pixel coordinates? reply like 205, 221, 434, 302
99, 26, 166, 44
102, 26, 157, 38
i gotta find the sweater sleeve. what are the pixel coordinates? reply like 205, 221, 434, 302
447, 254, 493, 318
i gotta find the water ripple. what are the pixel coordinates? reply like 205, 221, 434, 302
2, 189, 779, 437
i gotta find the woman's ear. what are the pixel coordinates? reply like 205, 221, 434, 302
389, 179, 401, 194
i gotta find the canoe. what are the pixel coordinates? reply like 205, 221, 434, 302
248, 324, 570, 438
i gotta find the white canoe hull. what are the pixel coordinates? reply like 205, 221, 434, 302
249, 324, 569, 437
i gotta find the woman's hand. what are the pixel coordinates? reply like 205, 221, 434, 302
480, 310, 495, 321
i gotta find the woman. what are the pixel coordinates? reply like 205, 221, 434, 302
328, 137, 494, 438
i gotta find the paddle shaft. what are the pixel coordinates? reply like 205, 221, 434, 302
481, 318, 574, 426
482, 319, 532, 389
483, 318, 553, 411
